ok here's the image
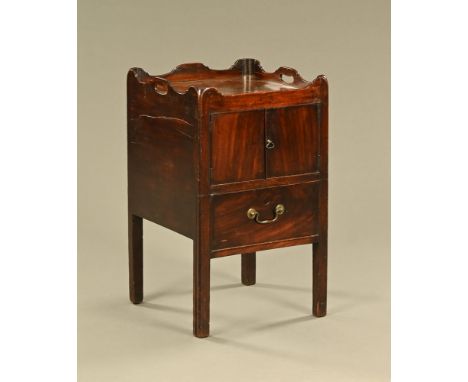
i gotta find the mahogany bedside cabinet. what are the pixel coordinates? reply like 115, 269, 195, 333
127, 58, 328, 338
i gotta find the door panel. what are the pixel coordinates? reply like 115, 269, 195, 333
211, 110, 265, 184
266, 104, 319, 177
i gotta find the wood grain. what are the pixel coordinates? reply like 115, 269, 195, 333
211, 235, 318, 258
210, 110, 265, 184
128, 116, 196, 238
266, 104, 319, 177
127, 59, 329, 337
211, 182, 320, 250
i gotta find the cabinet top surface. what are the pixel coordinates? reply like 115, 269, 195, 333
166, 75, 302, 95
131, 58, 325, 96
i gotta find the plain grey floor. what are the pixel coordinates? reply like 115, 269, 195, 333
78, 223, 389, 382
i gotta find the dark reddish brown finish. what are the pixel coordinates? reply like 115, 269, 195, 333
211, 182, 319, 250
241, 253, 256, 286
193, 209, 210, 337
128, 214, 143, 304
313, 179, 328, 317
128, 116, 196, 238
211, 110, 265, 184
212, 235, 318, 258
158, 61, 311, 96
266, 104, 320, 177
127, 59, 328, 337
211, 171, 321, 194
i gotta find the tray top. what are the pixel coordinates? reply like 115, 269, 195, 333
165, 75, 302, 95
135, 58, 319, 96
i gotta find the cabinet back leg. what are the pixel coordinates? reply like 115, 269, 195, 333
129, 214, 143, 304
313, 241, 327, 316
241, 252, 256, 286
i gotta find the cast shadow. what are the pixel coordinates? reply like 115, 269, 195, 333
144, 282, 243, 301
135, 278, 380, 338
206, 330, 315, 365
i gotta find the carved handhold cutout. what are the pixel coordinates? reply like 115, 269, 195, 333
154, 81, 168, 95
281, 74, 294, 84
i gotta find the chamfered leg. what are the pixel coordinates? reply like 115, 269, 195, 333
241, 252, 256, 286
313, 241, 327, 317
129, 214, 143, 304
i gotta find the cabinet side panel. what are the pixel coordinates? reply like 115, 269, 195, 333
128, 116, 196, 238
127, 68, 198, 125
318, 77, 329, 179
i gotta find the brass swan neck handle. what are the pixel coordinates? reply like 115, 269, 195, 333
246, 204, 285, 224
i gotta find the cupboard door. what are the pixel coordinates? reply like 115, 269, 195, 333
210, 110, 265, 184
266, 104, 319, 177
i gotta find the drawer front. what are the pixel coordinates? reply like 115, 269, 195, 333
266, 104, 320, 177
210, 110, 265, 184
211, 182, 320, 250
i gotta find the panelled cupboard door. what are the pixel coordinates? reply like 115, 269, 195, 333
210, 110, 265, 184
266, 104, 320, 177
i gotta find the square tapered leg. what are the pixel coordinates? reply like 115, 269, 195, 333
241, 252, 256, 286
313, 241, 327, 317
193, 240, 210, 338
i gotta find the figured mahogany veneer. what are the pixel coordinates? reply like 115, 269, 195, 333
212, 182, 319, 252
211, 110, 265, 184
127, 59, 328, 337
